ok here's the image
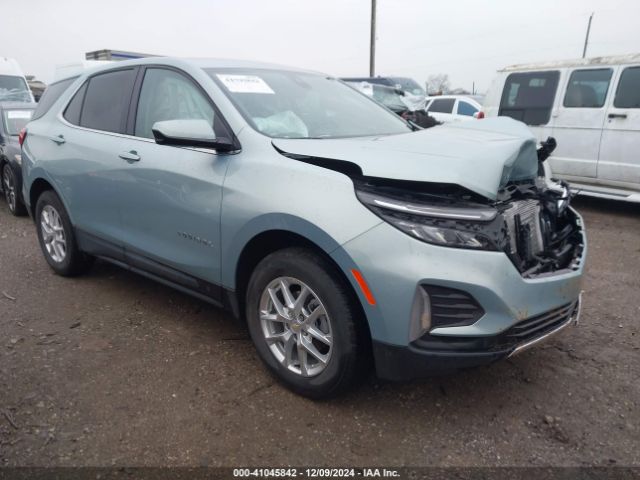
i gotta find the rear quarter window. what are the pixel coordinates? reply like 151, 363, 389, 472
63, 82, 87, 125
499, 71, 559, 125
31, 77, 78, 121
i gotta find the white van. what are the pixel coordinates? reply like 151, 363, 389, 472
484, 54, 640, 202
0, 57, 34, 103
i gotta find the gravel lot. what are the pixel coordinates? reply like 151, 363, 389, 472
0, 197, 638, 467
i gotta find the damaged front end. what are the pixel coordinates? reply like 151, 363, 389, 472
273, 119, 585, 278
355, 139, 585, 278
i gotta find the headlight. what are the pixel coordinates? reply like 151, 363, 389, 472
14, 154, 22, 165
356, 188, 499, 250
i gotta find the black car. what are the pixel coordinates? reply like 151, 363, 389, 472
0, 102, 35, 215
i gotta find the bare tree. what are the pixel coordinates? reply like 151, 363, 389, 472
426, 74, 451, 95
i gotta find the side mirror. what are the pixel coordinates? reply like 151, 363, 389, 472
151, 119, 235, 152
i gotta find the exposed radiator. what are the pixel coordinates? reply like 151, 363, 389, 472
502, 199, 544, 258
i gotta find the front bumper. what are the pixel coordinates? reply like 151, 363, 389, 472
333, 209, 586, 380
373, 295, 582, 380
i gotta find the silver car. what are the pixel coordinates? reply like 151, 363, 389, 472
21, 58, 586, 398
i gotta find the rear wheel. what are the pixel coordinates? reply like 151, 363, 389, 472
2, 163, 27, 216
35, 190, 93, 276
246, 247, 368, 398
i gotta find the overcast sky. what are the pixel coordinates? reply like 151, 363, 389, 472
3, 0, 640, 92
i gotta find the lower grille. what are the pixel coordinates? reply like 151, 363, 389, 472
423, 285, 484, 329
413, 301, 577, 353
503, 302, 575, 345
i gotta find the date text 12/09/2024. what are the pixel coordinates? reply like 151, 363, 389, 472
233, 468, 400, 478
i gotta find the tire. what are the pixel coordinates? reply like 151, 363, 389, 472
245, 247, 369, 399
35, 190, 93, 276
2, 163, 27, 216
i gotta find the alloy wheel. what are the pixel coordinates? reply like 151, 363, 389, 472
40, 205, 67, 262
259, 276, 333, 377
2, 165, 16, 213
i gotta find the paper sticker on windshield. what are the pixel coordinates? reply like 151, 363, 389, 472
216, 74, 274, 94
7, 110, 32, 119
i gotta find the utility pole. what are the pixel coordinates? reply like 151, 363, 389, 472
582, 12, 594, 59
369, 0, 376, 76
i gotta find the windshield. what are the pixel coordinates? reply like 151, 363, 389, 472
2, 109, 33, 135
207, 68, 411, 139
372, 85, 406, 110
392, 77, 425, 97
0, 75, 32, 102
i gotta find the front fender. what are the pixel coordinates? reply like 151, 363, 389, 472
221, 213, 344, 289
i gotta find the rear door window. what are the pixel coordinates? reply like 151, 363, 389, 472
80, 69, 137, 133
499, 71, 559, 125
613, 66, 640, 108
563, 69, 612, 108
428, 98, 455, 113
457, 100, 478, 116
31, 77, 77, 121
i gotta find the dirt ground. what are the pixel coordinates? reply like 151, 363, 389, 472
0, 196, 638, 467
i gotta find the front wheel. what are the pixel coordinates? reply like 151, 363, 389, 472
246, 248, 368, 399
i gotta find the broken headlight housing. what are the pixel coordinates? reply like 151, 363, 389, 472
355, 182, 500, 250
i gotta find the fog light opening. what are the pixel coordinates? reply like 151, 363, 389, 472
409, 287, 431, 342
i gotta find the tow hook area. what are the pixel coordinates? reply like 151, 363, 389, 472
571, 291, 584, 325
508, 293, 582, 358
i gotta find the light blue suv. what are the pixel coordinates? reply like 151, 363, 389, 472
21, 58, 586, 398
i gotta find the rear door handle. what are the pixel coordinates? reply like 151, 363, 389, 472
49, 135, 65, 145
118, 150, 140, 162
608, 113, 628, 119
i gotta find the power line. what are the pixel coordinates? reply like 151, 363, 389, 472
369, 0, 376, 76
582, 12, 594, 58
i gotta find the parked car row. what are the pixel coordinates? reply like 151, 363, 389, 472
0, 101, 35, 215
5, 57, 585, 398
342, 81, 441, 128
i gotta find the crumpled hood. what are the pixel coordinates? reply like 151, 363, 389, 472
272, 117, 539, 200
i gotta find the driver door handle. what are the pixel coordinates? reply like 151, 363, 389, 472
119, 150, 140, 162
49, 135, 65, 145
608, 113, 628, 119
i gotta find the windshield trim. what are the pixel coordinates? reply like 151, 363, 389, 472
206, 67, 412, 140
